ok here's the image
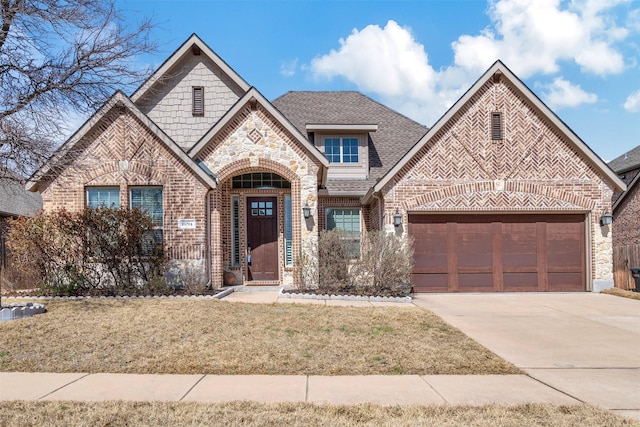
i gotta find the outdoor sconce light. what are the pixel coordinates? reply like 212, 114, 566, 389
303, 202, 311, 219
393, 209, 402, 227
599, 211, 613, 227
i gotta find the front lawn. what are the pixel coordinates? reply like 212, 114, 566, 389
0, 299, 519, 375
0, 401, 635, 427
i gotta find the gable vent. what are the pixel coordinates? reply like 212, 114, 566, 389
192, 87, 204, 116
491, 112, 502, 140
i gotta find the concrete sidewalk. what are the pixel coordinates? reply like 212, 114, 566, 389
0, 372, 579, 406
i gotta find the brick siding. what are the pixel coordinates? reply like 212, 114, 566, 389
381, 75, 617, 283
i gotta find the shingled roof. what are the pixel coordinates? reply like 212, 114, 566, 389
609, 144, 640, 173
272, 91, 428, 194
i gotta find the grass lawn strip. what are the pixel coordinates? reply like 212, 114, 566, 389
0, 402, 636, 427
601, 288, 640, 300
0, 299, 519, 375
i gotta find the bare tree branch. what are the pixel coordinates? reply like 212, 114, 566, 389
0, 0, 156, 180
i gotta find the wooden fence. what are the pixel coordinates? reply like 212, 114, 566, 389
613, 244, 640, 290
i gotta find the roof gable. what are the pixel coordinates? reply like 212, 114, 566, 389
27, 91, 218, 192
189, 88, 329, 171
130, 34, 250, 103
366, 61, 625, 202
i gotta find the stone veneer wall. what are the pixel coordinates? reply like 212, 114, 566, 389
199, 104, 321, 286
135, 52, 245, 151
380, 75, 617, 288
39, 106, 210, 278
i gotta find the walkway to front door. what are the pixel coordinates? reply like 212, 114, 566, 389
246, 197, 278, 281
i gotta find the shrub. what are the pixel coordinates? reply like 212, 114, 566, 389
7, 207, 167, 296
293, 230, 414, 297
351, 231, 414, 297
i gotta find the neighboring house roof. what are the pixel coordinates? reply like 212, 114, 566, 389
272, 91, 428, 195
27, 91, 219, 192
130, 33, 250, 103
364, 61, 626, 203
609, 144, 640, 173
613, 170, 640, 212
189, 87, 330, 185
0, 178, 42, 217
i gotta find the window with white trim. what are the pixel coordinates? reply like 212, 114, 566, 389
130, 187, 163, 251
326, 208, 361, 257
86, 187, 120, 208
324, 137, 359, 163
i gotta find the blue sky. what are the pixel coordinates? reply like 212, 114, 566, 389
117, 0, 639, 162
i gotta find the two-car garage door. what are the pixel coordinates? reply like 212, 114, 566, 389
409, 214, 586, 292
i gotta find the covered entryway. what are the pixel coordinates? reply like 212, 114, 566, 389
409, 214, 586, 293
246, 196, 279, 281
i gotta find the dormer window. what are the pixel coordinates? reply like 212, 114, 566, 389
324, 137, 359, 163
192, 87, 204, 116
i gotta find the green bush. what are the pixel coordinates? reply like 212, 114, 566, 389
7, 207, 168, 296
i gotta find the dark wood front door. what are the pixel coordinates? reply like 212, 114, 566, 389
409, 214, 586, 293
246, 197, 278, 281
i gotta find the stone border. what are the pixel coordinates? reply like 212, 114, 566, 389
278, 288, 412, 303
0, 288, 232, 302
0, 303, 46, 321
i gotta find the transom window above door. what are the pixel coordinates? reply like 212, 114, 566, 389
232, 172, 291, 189
324, 137, 359, 163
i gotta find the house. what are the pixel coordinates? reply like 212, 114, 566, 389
0, 176, 42, 274
27, 34, 624, 292
608, 147, 640, 289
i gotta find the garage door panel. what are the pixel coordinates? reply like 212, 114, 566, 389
548, 272, 583, 291
458, 273, 493, 290
409, 214, 586, 293
503, 272, 539, 290
411, 273, 449, 293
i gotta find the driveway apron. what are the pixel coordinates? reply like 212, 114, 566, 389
412, 293, 640, 415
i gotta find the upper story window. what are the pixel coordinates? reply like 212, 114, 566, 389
324, 137, 359, 163
86, 187, 120, 208
193, 86, 204, 116
491, 112, 503, 140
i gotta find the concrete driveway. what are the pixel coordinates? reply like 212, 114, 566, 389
412, 293, 640, 419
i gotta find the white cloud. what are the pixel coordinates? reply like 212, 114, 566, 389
310, 20, 468, 124
280, 59, 298, 77
452, 0, 627, 77
540, 77, 597, 109
307, 1, 631, 125
624, 90, 640, 112
311, 21, 437, 97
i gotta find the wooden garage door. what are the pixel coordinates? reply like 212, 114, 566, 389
409, 214, 586, 292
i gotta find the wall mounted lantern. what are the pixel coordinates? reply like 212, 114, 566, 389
599, 211, 613, 227
303, 202, 311, 219
393, 209, 402, 227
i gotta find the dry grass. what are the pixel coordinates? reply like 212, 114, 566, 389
0, 401, 636, 427
0, 299, 519, 375
602, 288, 640, 300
